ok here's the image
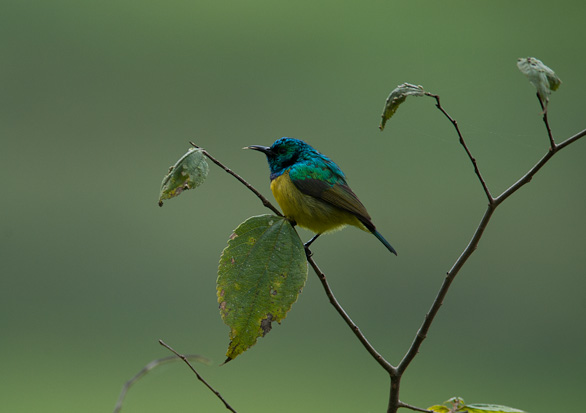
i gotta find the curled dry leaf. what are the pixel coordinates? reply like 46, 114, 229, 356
517, 57, 561, 109
380, 83, 426, 131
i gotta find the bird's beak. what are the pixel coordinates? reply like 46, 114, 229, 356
243, 145, 272, 154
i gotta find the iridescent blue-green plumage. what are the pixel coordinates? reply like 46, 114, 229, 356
247, 138, 397, 255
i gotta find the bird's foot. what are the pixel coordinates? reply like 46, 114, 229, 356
303, 233, 320, 259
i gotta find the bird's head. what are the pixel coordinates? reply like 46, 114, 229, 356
245, 137, 313, 176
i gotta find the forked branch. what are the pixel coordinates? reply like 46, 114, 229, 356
390, 100, 586, 412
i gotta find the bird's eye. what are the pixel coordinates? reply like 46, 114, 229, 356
278, 147, 287, 154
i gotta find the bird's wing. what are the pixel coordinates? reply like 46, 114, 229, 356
289, 163, 374, 231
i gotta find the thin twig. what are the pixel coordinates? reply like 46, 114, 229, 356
189, 141, 283, 216
536, 93, 556, 149
495, 150, 553, 205
159, 340, 238, 413
113, 354, 210, 413
307, 256, 396, 375
555, 127, 586, 151
398, 401, 434, 413
426, 93, 494, 204
495, 127, 586, 205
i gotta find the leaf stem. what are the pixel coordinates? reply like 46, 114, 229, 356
159, 340, 238, 413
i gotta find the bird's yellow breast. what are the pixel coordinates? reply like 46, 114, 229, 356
270, 171, 364, 234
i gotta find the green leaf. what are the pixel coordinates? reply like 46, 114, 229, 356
463, 404, 527, 413
217, 214, 307, 362
517, 57, 561, 109
379, 83, 426, 131
158, 147, 209, 206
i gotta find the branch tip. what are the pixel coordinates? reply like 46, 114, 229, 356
159, 339, 238, 412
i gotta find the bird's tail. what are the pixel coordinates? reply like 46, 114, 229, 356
372, 229, 397, 256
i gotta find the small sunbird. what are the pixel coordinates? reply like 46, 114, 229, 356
246, 137, 397, 255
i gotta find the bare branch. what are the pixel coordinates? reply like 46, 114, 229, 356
307, 256, 396, 375
159, 340, 238, 413
388, 376, 401, 413
189, 142, 283, 216
391, 117, 586, 412
495, 127, 586, 205
426, 93, 494, 204
555, 127, 586, 150
113, 354, 210, 413
398, 206, 496, 376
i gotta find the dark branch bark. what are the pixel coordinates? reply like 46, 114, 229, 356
426, 93, 494, 204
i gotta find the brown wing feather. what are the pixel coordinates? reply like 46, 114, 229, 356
293, 178, 375, 231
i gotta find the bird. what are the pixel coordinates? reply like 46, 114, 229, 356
245, 137, 397, 256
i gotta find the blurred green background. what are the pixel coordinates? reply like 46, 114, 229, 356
2, 1, 585, 412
